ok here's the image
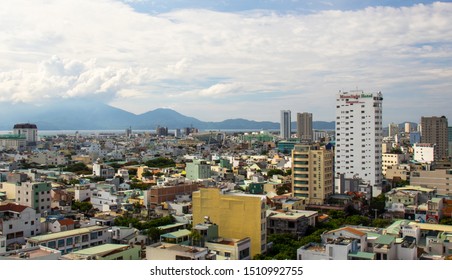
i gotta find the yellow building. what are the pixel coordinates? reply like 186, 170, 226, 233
291, 144, 333, 205
192, 188, 266, 257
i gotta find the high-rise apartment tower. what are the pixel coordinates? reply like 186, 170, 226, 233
296, 112, 313, 142
291, 143, 333, 204
280, 110, 291, 140
335, 90, 383, 196
420, 116, 448, 160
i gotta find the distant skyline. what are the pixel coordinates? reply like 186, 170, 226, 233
0, 1, 451, 125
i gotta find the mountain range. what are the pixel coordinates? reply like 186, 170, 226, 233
0, 100, 336, 131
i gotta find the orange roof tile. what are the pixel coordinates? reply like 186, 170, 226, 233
330, 227, 366, 237
58, 219, 75, 226
0, 203, 28, 213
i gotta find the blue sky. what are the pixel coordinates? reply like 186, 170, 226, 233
125, 0, 442, 13
0, 0, 451, 124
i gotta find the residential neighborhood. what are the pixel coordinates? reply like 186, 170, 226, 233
1, 104, 452, 260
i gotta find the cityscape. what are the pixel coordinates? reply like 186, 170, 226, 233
0, 89, 451, 260
1, 0, 452, 263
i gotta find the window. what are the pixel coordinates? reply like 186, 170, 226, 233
58, 239, 65, 248
48, 241, 56, 249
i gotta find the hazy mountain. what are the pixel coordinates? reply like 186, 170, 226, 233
0, 100, 335, 130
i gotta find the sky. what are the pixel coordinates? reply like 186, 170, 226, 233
0, 0, 451, 124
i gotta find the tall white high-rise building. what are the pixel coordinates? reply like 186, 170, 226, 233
280, 110, 292, 140
335, 90, 383, 196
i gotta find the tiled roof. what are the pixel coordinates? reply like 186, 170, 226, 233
0, 203, 28, 213
330, 227, 366, 237
58, 218, 75, 226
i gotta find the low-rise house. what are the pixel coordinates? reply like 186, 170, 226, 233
51, 188, 74, 210
48, 218, 75, 233
92, 160, 115, 179
109, 226, 146, 246
205, 237, 251, 260
160, 229, 191, 245
297, 225, 417, 260
61, 243, 142, 260
26, 225, 109, 255
0, 203, 41, 247
298, 238, 374, 260
322, 227, 368, 252
266, 210, 311, 237
0, 245, 61, 260
146, 242, 213, 260
15, 181, 52, 214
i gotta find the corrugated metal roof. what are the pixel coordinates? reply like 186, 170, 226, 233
27, 225, 107, 242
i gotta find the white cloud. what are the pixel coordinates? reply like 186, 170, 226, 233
0, 1, 451, 123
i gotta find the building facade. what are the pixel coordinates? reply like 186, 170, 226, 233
13, 123, 38, 148
335, 90, 383, 196
280, 110, 292, 140
26, 225, 109, 255
192, 187, 267, 257
388, 123, 399, 138
296, 112, 313, 142
0, 203, 41, 246
413, 143, 435, 163
15, 182, 52, 214
382, 153, 409, 176
291, 143, 333, 204
410, 169, 452, 196
185, 160, 211, 180
421, 116, 448, 160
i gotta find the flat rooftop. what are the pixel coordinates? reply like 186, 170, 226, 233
0, 246, 61, 260
151, 242, 206, 254
27, 225, 107, 243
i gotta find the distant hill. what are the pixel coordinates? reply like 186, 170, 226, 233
0, 100, 335, 131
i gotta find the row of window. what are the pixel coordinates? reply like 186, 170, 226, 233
40, 231, 104, 249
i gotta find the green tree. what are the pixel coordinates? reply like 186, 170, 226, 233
439, 218, 452, 225
72, 201, 93, 213
276, 184, 291, 195
370, 194, 386, 215
147, 228, 162, 243
64, 162, 91, 174
145, 157, 175, 168
267, 169, 284, 177
372, 218, 392, 228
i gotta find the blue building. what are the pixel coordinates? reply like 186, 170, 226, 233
410, 131, 421, 145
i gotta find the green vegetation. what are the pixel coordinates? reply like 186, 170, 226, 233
370, 194, 386, 215
130, 182, 153, 190
71, 201, 93, 213
254, 210, 393, 260
108, 162, 122, 170
145, 157, 175, 168
267, 169, 284, 177
64, 162, 91, 174
276, 184, 291, 195
114, 215, 175, 231
439, 218, 452, 225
